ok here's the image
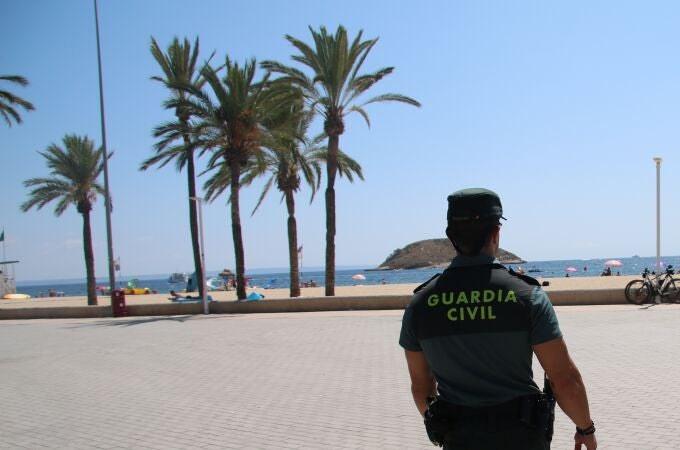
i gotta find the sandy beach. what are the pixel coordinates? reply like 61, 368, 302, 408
0, 274, 639, 309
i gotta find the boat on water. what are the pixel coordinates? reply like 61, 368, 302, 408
168, 272, 188, 284
527, 266, 542, 273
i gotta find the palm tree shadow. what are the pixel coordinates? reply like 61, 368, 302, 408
69, 314, 238, 328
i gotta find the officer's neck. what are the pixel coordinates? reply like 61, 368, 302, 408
479, 228, 500, 258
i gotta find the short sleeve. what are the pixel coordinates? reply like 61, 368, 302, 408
527, 287, 562, 345
399, 304, 422, 351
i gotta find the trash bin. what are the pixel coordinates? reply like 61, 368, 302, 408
112, 289, 127, 317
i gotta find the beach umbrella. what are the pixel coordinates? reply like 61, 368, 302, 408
566, 267, 578, 272
352, 274, 366, 280
603, 260, 623, 267
219, 268, 234, 277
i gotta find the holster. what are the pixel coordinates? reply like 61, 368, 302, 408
519, 374, 556, 441
541, 374, 557, 442
424, 397, 452, 447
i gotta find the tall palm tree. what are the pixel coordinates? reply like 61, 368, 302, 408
179, 57, 285, 300
262, 25, 420, 296
21, 135, 107, 306
216, 100, 364, 297
141, 36, 208, 296
1, 75, 35, 127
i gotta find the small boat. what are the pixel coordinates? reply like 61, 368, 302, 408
124, 279, 152, 295
527, 266, 542, 273
168, 272, 188, 284
124, 287, 151, 295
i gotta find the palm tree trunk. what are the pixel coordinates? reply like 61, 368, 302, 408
183, 135, 204, 298
285, 190, 301, 298
325, 134, 339, 296
82, 210, 98, 306
230, 161, 247, 300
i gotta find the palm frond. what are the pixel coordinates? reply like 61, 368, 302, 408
361, 93, 422, 108
251, 176, 275, 215
0, 75, 30, 85
347, 105, 371, 128
0, 74, 35, 126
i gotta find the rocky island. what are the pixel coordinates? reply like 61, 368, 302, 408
373, 238, 525, 270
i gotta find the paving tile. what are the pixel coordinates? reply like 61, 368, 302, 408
0, 305, 679, 448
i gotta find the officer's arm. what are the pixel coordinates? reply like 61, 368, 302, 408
533, 337, 593, 430
404, 350, 436, 416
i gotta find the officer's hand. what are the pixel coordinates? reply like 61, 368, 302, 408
574, 432, 597, 449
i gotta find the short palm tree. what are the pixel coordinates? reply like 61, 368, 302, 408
141, 36, 208, 296
21, 135, 107, 305
262, 25, 420, 295
1, 75, 35, 127
179, 57, 283, 300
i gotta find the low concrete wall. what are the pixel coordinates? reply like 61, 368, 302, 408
0, 306, 111, 320
548, 288, 626, 305
0, 288, 628, 320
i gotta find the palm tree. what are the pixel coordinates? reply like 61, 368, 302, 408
141, 36, 208, 296
21, 135, 107, 306
227, 100, 364, 297
179, 57, 285, 300
1, 75, 35, 127
261, 25, 420, 295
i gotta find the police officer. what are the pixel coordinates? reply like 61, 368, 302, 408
400, 188, 597, 450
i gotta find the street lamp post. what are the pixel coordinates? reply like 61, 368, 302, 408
93, 0, 116, 297
653, 157, 662, 273
190, 197, 209, 314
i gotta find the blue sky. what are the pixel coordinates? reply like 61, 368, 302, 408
2, 0, 678, 281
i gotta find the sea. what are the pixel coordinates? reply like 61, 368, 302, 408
13, 255, 680, 298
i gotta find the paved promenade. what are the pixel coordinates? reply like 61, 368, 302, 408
1, 304, 679, 449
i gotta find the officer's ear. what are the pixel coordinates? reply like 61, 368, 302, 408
445, 226, 454, 242
445, 226, 463, 254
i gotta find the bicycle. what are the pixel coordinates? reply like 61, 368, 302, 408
624, 265, 680, 305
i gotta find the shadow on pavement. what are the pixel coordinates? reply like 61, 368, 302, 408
67, 314, 241, 328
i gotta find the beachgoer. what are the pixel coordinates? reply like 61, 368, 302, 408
399, 188, 597, 449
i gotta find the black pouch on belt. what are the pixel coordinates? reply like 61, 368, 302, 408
518, 375, 556, 441
540, 374, 557, 442
424, 397, 454, 447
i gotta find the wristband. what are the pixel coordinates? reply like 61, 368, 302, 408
576, 421, 596, 436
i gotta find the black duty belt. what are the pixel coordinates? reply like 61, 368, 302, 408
433, 395, 534, 419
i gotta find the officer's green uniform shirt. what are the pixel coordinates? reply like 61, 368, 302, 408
399, 254, 562, 407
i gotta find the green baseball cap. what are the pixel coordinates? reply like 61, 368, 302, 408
447, 188, 506, 222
